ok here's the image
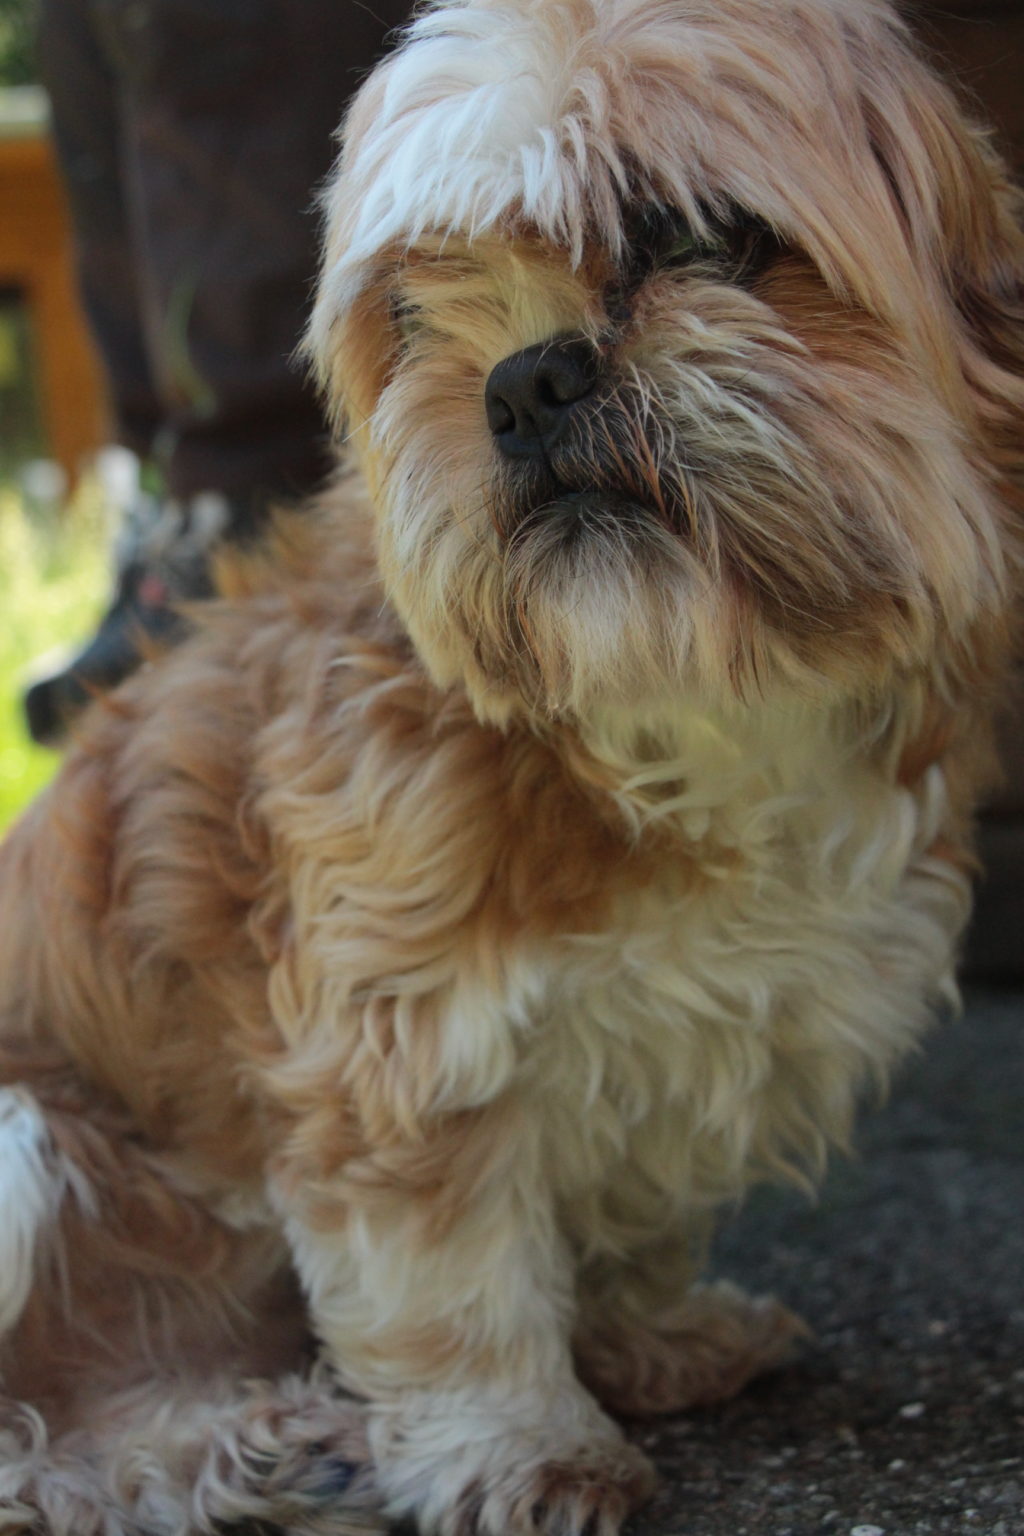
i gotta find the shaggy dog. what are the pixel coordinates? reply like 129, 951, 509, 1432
1, 0, 1021, 1532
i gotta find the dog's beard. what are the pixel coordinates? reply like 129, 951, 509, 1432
490, 377, 699, 698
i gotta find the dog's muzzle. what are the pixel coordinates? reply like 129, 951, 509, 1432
485, 335, 691, 544
485, 335, 599, 461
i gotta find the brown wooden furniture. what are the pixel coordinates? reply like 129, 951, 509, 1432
0, 87, 106, 481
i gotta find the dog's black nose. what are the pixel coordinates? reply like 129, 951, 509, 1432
485, 336, 598, 459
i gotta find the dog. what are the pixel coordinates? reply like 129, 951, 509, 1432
1, 0, 1022, 1532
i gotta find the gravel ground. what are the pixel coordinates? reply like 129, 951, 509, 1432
628, 986, 1024, 1536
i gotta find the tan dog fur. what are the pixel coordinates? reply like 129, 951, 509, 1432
1, 0, 1022, 1532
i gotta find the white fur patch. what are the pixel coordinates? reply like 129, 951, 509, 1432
339, 4, 605, 263
312, 0, 647, 348
0, 1088, 63, 1334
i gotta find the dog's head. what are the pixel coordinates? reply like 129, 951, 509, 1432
310, 0, 1023, 727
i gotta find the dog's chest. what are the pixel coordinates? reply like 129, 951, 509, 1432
513, 753, 964, 1222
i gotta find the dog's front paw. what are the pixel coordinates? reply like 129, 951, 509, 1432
372, 1393, 655, 1536
486, 1442, 655, 1536
190, 1374, 383, 1534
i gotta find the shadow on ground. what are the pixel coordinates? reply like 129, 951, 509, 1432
628, 986, 1024, 1536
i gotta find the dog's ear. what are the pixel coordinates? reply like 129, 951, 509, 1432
307, 261, 398, 448
305, 65, 403, 447
860, 41, 1024, 485
860, 41, 1022, 793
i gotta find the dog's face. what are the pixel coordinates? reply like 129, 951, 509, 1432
311, 0, 1022, 726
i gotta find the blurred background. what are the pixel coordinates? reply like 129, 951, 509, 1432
0, 0, 106, 827
0, 0, 410, 827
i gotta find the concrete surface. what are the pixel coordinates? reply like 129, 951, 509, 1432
629, 987, 1024, 1536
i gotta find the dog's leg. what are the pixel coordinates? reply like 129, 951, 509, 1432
276, 1124, 655, 1536
0, 1085, 384, 1534
0, 1372, 382, 1536
573, 1239, 806, 1418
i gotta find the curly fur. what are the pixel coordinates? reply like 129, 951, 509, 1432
1, 0, 1022, 1532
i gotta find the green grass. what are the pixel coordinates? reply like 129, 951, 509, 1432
0, 484, 106, 831
0, 0, 37, 87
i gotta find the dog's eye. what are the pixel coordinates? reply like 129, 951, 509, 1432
655, 225, 719, 267
393, 302, 427, 343
608, 202, 782, 319
627, 206, 718, 271
627, 203, 780, 283
724, 213, 783, 281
